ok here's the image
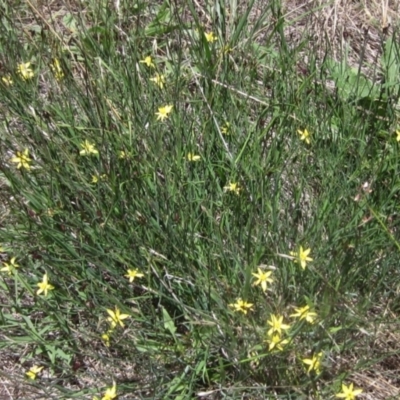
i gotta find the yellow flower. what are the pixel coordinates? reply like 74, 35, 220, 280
150, 73, 165, 89
229, 298, 254, 314
252, 267, 273, 292
267, 314, 290, 336
187, 153, 201, 161
102, 381, 117, 400
1, 257, 19, 275
2, 75, 13, 86
106, 306, 129, 328
139, 56, 155, 68
93, 381, 117, 400
37, 273, 55, 296
124, 268, 144, 283
91, 174, 107, 183
297, 128, 311, 144
265, 333, 289, 351
205, 31, 217, 43
17, 62, 34, 80
26, 365, 43, 380
302, 352, 323, 374
224, 182, 240, 195
336, 383, 363, 400
11, 149, 32, 170
290, 246, 312, 270
119, 150, 130, 159
290, 305, 317, 324
396, 130, 400, 142
155, 104, 173, 121
50, 58, 64, 80
101, 332, 111, 347
221, 122, 231, 135
79, 140, 98, 156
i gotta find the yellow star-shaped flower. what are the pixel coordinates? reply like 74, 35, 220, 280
155, 104, 173, 121
150, 73, 165, 89
229, 298, 254, 315
297, 128, 311, 144
1, 257, 19, 275
204, 31, 217, 43
290, 305, 317, 324
290, 246, 313, 270
223, 182, 240, 195
252, 267, 273, 292
302, 352, 323, 374
26, 365, 43, 380
37, 273, 55, 296
124, 268, 144, 283
139, 56, 155, 68
11, 149, 32, 170
79, 140, 98, 156
335, 383, 363, 400
106, 306, 129, 328
17, 62, 34, 80
267, 314, 290, 336
265, 333, 289, 351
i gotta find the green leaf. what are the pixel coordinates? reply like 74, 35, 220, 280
162, 306, 177, 336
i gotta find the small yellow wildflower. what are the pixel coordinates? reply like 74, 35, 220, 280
229, 298, 254, 314
336, 383, 363, 400
91, 174, 107, 184
124, 268, 144, 283
101, 332, 112, 347
155, 104, 173, 121
265, 333, 289, 351
50, 58, 64, 80
290, 305, 317, 324
102, 381, 117, 400
396, 130, 400, 142
2, 75, 13, 86
11, 149, 32, 170
26, 365, 43, 380
36, 273, 55, 296
187, 153, 201, 161
119, 150, 130, 159
224, 182, 240, 195
106, 306, 129, 328
139, 56, 155, 68
252, 267, 273, 292
297, 128, 311, 144
1, 257, 19, 275
221, 122, 231, 135
290, 246, 312, 270
79, 140, 98, 156
205, 31, 217, 43
150, 73, 165, 89
267, 314, 290, 336
302, 352, 323, 374
17, 62, 34, 80
93, 381, 117, 400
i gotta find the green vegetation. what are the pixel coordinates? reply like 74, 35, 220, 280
1, 0, 400, 398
